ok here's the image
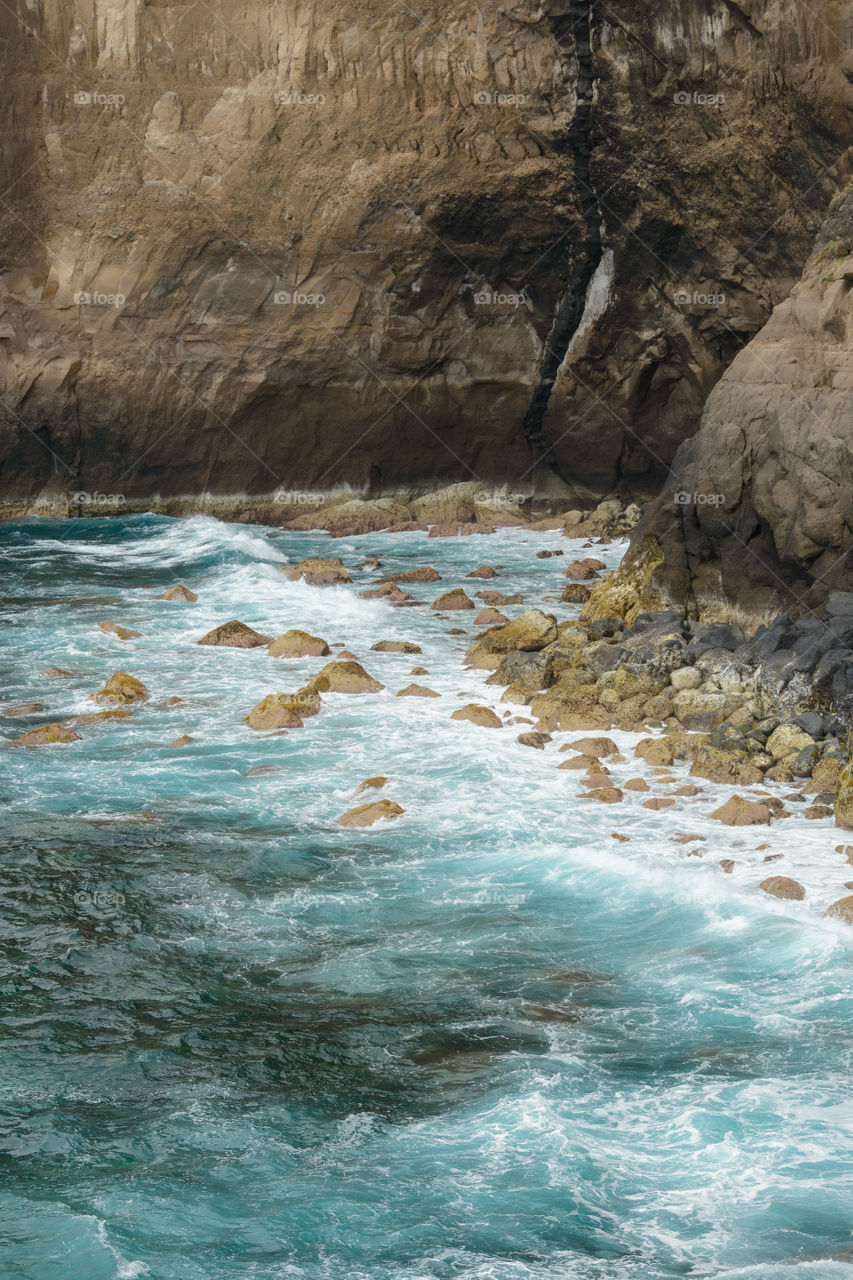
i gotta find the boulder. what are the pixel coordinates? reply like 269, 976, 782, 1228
371, 640, 422, 654
669, 667, 701, 691
557, 753, 602, 771
582, 787, 623, 803
431, 589, 475, 610
475, 608, 509, 626
759, 876, 805, 901
467, 566, 498, 579
565, 558, 604, 581
360, 582, 414, 603
804, 804, 834, 819
71, 708, 132, 724
566, 736, 620, 757
45, 668, 82, 678
517, 731, 551, 749
169, 735, 193, 746
765, 724, 815, 759
336, 799, 405, 828
450, 704, 502, 728
835, 759, 853, 829
245, 693, 314, 730
3, 702, 47, 716
98, 621, 142, 640
561, 583, 592, 603
824, 895, 853, 924
197, 620, 273, 648
672, 689, 743, 732
91, 671, 149, 704
268, 629, 331, 658
13, 723, 81, 745
643, 797, 676, 810
689, 746, 763, 786
353, 776, 389, 794
634, 737, 675, 767
382, 566, 441, 583
710, 796, 772, 826
307, 661, 384, 694
396, 684, 440, 698
158, 584, 198, 601
282, 557, 351, 585
624, 777, 651, 792
465, 610, 558, 666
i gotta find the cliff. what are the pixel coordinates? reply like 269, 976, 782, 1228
624, 183, 853, 623
0, 0, 850, 515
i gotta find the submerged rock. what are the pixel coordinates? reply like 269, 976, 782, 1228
158, 584, 198, 601
336, 799, 405, 828
197, 620, 273, 648
98, 621, 142, 640
268, 629, 331, 658
3, 702, 47, 716
13, 723, 81, 746
353, 776, 389, 795
283, 557, 351, 585
371, 640, 422, 653
91, 671, 149, 704
71, 708, 132, 725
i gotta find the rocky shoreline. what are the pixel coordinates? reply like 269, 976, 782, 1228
6, 499, 853, 922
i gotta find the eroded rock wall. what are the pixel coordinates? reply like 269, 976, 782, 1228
0, 0, 849, 513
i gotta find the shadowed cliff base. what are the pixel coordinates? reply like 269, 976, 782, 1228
0, 0, 850, 508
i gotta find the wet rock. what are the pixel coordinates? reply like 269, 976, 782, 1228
557, 753, 602, 771
465, 610, 558, 666
518, 731, 551, 749
582, 787, 623, 804
13, 723, 81, 746
91, 671, 149, 704
268, 629, 331, 658
634, 738, 675, 767
410, 666, 429, 675
431, 589, 475, 611
283, 557, 351, 585
382, 566, 441, 583
71, 709, 133, 725
689, 746, 763, 786
98, 621, 142, 640
336, 799, 405, 828
169, 734, 193, 746
359, 582, 415, 603
467, 566, 498, 579
244, 765, 284, 777
353, 776, 388, 794
719, 859, 736, 873
158, 584, 198, 601
536, 550, 553, 559
561, 583, 592, 603
565, 559, 602, 581
824, 895, 853, 924
759, 875, 805, 901
197, 620, 273, 648
765, 724, 815, 759
371, 640, 423, 654
624, 777, 651, 792
643, 797, 675, 810
45, 668, 83, 678
450, 704, 502, 728
396, 684, 440, 698
3, 702, 48, 716
307, 661, 384, 694
710, 796, 772, 826
802, 756, 842, 794
565, 736, 620, 758
474, 591, 524, 606
673, 690, 743, 732
475, 608, 509, 626
671, 784, 702, 796
245, 694, 307, 730
805, 804, 834, 819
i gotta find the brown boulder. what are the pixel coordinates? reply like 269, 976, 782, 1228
98, 621, 142, 640
336, 799, 405, 828
71, 708, 132, 725
710, 796, 772, 826
624, 777, 651, 792
824, 895, 853, 924
283, 557, 351, 585
353, 776, 389, 795
371, 640, 423, 654
396, 684, 440, 698
634, 738, 675, 767
268, 629, 331, 658
3, 702, 47, 716
360, 582, 415, 603
557, 754, 602, 771
475, 608, 509, 626
197, 620, 273, 648
169, 735, 193, 746
565, 559, 603, 581
450, 704, 502, 728
13, 723, 81, 746
643, 797, 676, 811
759, 876, 805, 901
431, 589, 475, 611
518, 731, 551, 749
582, 787, 623, 804
158, 584, 198, 601
244, 690, 320, 730
565, 736, 619, 758
307, 661, 384, 694
382, 566, 441, 583
91, 671, 149, 704
467, 566, 498, 579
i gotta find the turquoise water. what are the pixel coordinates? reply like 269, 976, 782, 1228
2, 515, 853, 1280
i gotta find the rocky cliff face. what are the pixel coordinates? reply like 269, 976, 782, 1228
0, 0, 850, 515
625, 183, 853, 623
